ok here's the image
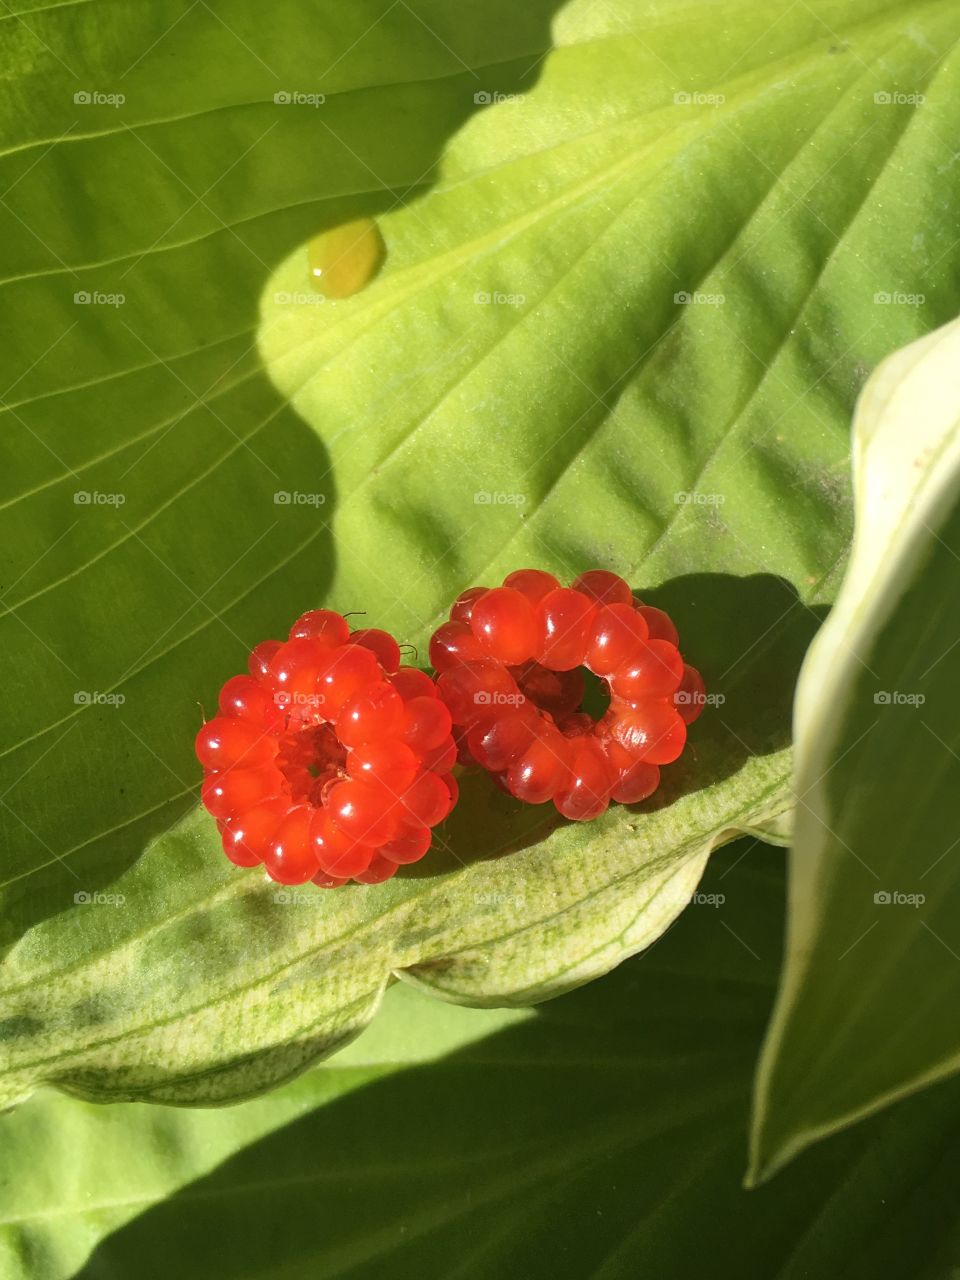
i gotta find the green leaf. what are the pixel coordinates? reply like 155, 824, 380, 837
0, 992, 531, 1280
749, 318, 960, 1182
3, 0, 960, 1103
7, 847, 960, 1280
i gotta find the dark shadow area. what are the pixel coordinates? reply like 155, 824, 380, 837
410, 572, 827, 879
74, 848, 960, 1280
640, 570, 828, 802
0, 370, 340, 951
75, 846, 785, 1280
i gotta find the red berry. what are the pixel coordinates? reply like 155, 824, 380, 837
428, 620, 487, 672
316, 644, 381, 717
336, 682, 404, 747
390, 667, 438, 700
218, 675, 279, 727
201, 766, 284, 819
379, 824, 432, 865
427, 570, 701, 823
555, 738, 614, 821
675, 664, 706, 724
467, 712, 537, 771
421, 738, 458, 772
217, 819, 261, 866
401, 696, 452, 752
610, 759, 660, 805
400, 772, 452, 827
350, 628, 401, 674
535, 588, 596, 671
312, 871, 349, 889
201, 608, 456, 886
435, 661, 520, 724
506, 727, 570, 804
353, 855, 399, 885
217, 820, 259, 867
195, 717, 278, 770
327, 778, 399, 846
450, 586, 489, 624
269, 638, 328, 714
609, 640, 684, 701
347, 739, 420, 792
310, 808, 373, 878
608, 702, 687, 764
289, 609, 350, 646
248, 640, 281, 680
503, 568, 560, 604
262, 806, 319, 884
220, 798, 290, 865
470, 587, 538, 665
571, 570, 633, 607
584, 604, 648, 675
636, 606, 679, 646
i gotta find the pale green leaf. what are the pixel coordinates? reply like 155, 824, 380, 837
750, 318, 960, 1182
2, 0, 960, 1104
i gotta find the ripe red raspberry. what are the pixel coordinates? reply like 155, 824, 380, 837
196, 609, 457, 887
429, 570, 705, 821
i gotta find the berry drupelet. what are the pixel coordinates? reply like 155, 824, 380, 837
197, 611, 457, 887
430, 569, 705, 821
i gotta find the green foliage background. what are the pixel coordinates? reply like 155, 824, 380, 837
1, 0, 959, 1273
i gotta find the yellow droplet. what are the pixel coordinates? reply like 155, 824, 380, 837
306, 217, 385, 298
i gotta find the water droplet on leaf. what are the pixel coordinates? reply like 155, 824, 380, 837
307, 217, 385, 298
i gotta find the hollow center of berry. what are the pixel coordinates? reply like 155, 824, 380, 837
275, 722, 347, 802
579, 667, 611, 721
510, 661, 610, 732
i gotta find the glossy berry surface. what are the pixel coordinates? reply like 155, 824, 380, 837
470, 587, 538, 665
197, 606, 458, 887
428, 569, 704, 820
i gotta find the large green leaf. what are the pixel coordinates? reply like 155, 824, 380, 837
749, 319, 960, 1182
2, 0, 960, 1103
6, 848, 960, 1279
0, 990, 531, 1279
